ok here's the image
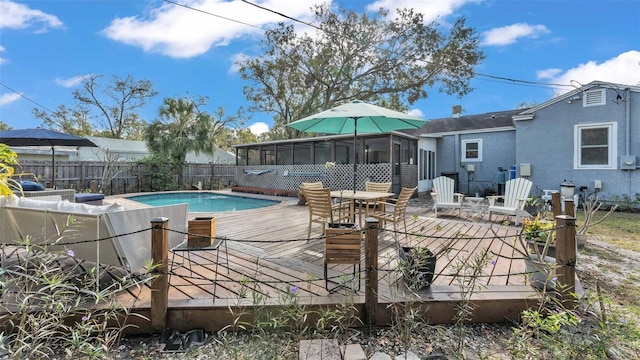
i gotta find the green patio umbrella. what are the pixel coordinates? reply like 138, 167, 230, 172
287, 100, 428, 191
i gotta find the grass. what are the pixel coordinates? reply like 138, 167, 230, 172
575, 210, 640, 252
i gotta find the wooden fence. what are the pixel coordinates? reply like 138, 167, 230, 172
18, 161, 237, 195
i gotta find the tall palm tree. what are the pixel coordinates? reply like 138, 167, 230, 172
145, 97, 216, 186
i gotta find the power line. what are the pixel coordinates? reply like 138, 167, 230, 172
168, 0, 577, 91
240, 0, 324, 32
0, 82, 56, 114
161, 0, 263, 30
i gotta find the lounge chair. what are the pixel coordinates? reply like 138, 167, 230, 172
487, 177, 533, 225
431, 176, 464, 217
0, 196, 187, 272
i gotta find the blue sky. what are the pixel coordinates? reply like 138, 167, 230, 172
1, 0, 639, 135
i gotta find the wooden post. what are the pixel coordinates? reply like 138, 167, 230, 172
551, 192, 562, 217
565, 199, 575, 217
90, 180, 97, 193
555, 215, 576, 309
364, 218, 379, 326
150, 217, 169, 332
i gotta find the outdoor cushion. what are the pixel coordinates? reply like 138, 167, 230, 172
75, 193, 106, 203
56, 200, 123, 214
20, 181, 45, 191
16, 197, 60, 210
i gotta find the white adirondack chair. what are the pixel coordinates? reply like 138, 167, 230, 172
431, 176, 464, 217
487, 177, 533, 225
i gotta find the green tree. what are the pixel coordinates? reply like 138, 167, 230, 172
145, 96, 245, 185
0, 121, 11, 130
33, 74, 156, 139
213, 127, 259, 151
32, 105, 94, 136
74, 74, 156, 139
238, 4, 484, 140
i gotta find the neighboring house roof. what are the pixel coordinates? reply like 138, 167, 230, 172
404, 108, 524, 137
514, 80, 640, 120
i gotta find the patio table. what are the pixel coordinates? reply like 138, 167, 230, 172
330, 190, 395, 227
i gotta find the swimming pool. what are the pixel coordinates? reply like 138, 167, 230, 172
127, 192, 280, 212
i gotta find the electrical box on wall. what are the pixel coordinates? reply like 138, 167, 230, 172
466, 164, 475, 172
520, 163, 531, 177
594, 180, 602, 189
620, 155, 637, 170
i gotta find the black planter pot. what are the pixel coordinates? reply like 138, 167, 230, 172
328, 222, 356, 229
398, 246, 436, 289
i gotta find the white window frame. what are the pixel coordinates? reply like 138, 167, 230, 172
461, 139, 482, 162
583, 89, 606, 107
574, 122, 617, 169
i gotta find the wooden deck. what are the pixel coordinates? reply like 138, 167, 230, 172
109, 192, 544, 332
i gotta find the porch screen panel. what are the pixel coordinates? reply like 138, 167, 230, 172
335, 140, 352, 165
364, 136, 389, 164
237, 148, 248, 166
293, 143, 311, 165
314, 141, 331, 164
261, 145, 275, 165
276, 144, 292, 165
247, 148, 260, 165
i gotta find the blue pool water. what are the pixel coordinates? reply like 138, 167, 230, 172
128, 192, 279, 212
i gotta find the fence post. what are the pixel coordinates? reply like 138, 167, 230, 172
364, 218, 379, 326
150, 217, 169, 332
565, 200, 575, 217
551, 192, 562, 217
554, 215, 576, 309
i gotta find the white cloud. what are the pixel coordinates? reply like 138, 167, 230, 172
0, 0, 64, 33
481, 23, 550, 46
536, 68, 562, 80
101, 0, 327, 59
55, 74, 89, 88
248, 122, 270, 135
545, 51, 640, 95
365, 0, 480, 23
0, 92, 21, 106
228, 53, 249, 74
0, 45, 5, 65
407, 108, 424, 118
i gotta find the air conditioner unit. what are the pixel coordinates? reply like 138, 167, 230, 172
621, 155, 637, 170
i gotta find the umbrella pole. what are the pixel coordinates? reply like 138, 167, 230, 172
51, 146, 55, 189
353, 117, 358, 193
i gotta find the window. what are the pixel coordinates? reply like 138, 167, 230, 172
583, 89, 606, 107
419, 149, 436, 180
574, 122, 617, 169
462, 139, 482, 162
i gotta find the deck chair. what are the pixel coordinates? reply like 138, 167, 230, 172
302, 187, 351, 240
431, 176, 464, 217
301, 181, 324, 190
356, 181, 393, 214
370, 186, 417, 234
487, 177, 533, 225
324, 227, 362, 292
365, 181, 392, 193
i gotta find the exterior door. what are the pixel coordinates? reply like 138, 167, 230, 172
392, 142, 401, 194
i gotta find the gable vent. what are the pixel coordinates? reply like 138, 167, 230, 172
583, 89, 606, 107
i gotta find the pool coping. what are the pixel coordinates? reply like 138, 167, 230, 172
106, 189, 295, 218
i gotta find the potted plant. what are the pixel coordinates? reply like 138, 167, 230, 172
523, 195, 544, 217
522, 213, 556, 258
398, 245, 437, 290
576, 193, 618, 248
